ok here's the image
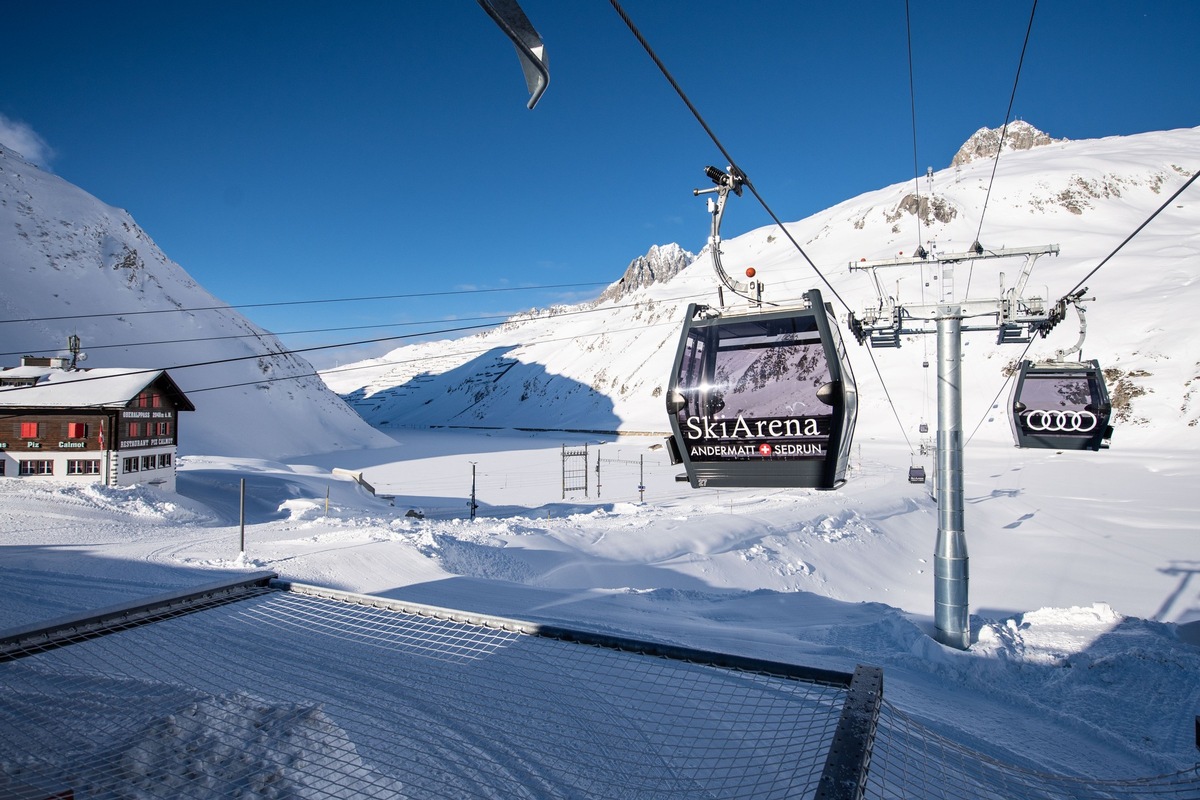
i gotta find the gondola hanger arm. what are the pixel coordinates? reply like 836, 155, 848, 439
1046, 289, 1094, 362
695, 165, 765, 307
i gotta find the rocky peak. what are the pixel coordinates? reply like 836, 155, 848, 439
951, 121, 1064, 167
597, 243, 695, 302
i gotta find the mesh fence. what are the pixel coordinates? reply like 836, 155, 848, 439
1, 579, 1197, 800
0, 582, 849, 799
867, 702, 1200, 800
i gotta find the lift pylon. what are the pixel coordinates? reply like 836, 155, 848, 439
847, 243, 1060, 650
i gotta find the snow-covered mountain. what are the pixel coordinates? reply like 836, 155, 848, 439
323, 124, 1200, 450
0, 143, 393, 459
950, 118, 1066, 166
4, 125, 1196, 458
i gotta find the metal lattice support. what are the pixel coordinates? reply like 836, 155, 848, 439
0, 577, 859, 799
815, 665, 884, 800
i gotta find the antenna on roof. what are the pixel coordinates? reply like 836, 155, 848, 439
68, 334, 86, 370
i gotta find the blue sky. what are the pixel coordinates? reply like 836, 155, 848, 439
3, 1, 1197, 365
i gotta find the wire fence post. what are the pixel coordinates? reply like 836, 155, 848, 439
238, 478, 246, 558
470, 462, 478, 520
639, 454, 645, 503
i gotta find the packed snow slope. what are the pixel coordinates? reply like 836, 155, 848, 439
1, 430, 1198, 779
0, 143, 393, 459
322, 124, 1200, 453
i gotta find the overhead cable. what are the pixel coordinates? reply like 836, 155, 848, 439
1063, 168, 1200, 297
905, 0, 924, 254
607, 0, 851, 314
0, 281, 610, 326
965, 0, 1039, 298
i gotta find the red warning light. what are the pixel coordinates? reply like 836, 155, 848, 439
745, 267, 757, 278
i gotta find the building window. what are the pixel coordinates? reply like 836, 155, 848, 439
67, 422, 88, 439
19, 421, 40, 438
128, 421, 142, 438
19, 460, 53, 476
156, 421, 173, 437
141, 455, 156, 471
67, 460, 101, 475
152, 394, 162, 408
158, 453, 172, 468
0, 460, 5, 476
123, 457, 139, 473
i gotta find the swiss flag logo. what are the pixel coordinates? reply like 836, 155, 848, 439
758, 443, 773, 456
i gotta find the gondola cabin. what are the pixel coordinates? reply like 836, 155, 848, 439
1009, 359, 1112, 451
665, 290, 857, 489
908, 465, 926, 484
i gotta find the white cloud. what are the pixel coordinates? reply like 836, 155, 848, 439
0, 113, 53, 166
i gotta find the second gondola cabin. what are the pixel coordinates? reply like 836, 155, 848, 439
1009, 359, 1113, 451
665, 290, 857, 489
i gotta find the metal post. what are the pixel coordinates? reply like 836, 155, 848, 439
934, 309, 969, 649
639, 454, 645, 503
239, 478, 246, 558
470, 463, 478, 520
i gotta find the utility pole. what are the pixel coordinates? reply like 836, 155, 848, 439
849, 243, 1062, 650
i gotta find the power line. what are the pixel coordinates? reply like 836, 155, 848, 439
865, 345, 915, 456
0, 317, 685, 415
963, 168, 1198, 444
8, 283, 731, 363
965, 0, 1039, 298
1063, 168, 1200, 297
608, 0, 923, 455
0, 313, 516, 359
0, 281, 610, 326
192, 325, 674, 395
607, 0, 851, 314
905, 0, 924, 254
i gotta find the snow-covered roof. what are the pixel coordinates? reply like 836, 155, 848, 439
0, 367, 194, 410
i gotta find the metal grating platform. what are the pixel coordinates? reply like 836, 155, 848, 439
0, 574, 869, 799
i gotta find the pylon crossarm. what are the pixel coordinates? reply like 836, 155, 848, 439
849, 243, 1059, 271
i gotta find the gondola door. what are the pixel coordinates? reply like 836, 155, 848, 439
666, 291, 857, 489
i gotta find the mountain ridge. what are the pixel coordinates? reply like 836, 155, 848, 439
322, 125, 1200, 448
3, 125, 1197, 458
0, 143, 394, 459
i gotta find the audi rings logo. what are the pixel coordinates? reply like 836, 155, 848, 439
1022, 409, 1098, 433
